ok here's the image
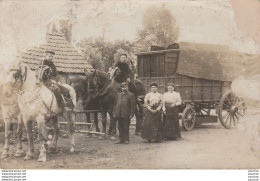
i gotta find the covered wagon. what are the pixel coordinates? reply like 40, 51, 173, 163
136, 42, 249, 131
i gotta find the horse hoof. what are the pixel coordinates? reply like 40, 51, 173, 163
24, 155, 34, 160
24, 152, 34, 160
110, 136, 116, 140
15, 150, 24, 157
38, 156, 47, 162
70, 147, 75, 153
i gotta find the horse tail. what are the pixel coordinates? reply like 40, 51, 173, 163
133, 79, 146, 97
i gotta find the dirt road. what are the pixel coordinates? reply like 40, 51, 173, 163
0, 119, 259, 169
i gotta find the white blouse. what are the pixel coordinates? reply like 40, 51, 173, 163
144, 92, 163, 107
163, 91, 182, 107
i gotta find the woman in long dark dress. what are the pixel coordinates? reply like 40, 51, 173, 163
163, 83, 182, 140
141, 83, 163, 143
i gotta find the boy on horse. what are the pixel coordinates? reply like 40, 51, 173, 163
39, 50, 72, 113
113, 53, 137, 95
114, 53, 136, 82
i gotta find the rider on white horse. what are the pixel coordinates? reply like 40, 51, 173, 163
40, 50, 73, 113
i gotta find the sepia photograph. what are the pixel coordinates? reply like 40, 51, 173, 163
0, 0, 259, 171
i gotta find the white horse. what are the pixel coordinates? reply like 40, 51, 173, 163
8, 64, 77, 162
0, 82, 24, 159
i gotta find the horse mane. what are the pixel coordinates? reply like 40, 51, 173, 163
94, 70, 111, 97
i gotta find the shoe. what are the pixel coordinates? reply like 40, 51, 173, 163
124, 140, 129, 144
110, 136, 116, 140
115, 141, 124, 144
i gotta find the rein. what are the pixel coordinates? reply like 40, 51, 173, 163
11, 66, 28, 90
12, 67, 56, 116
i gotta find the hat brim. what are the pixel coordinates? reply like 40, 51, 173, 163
45, 51, 55, 55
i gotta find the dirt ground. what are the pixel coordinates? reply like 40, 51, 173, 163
0, 118, 259, 169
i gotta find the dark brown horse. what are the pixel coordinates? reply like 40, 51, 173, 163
70, 69, 145, 137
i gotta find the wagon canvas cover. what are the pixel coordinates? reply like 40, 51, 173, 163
177, 42, 250, 81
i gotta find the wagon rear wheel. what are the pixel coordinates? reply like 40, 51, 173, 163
182, 106, 196, 131
218, 90, 246, 129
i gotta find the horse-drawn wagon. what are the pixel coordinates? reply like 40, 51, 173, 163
136, 42, 247, 131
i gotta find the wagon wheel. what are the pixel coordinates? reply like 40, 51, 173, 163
218, 90, 246, 129
182, 106, 196, 131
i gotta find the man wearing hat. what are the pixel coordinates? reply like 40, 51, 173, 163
39, 50, 67, 112
113, 82, 136, 144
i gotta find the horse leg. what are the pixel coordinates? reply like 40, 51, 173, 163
85, 113, 92, 137
135, 107, 140, 135
136, 104, 143, 135
95, 113, 100, 132
15, 114, 24, 157
49, 116, 59, 153
1, 117, 11, 159
24, 120, 34, 160
37, 115, 48, 162
108, 113, 116, 140
68, 112, 76, 153
97, 112, 106, 140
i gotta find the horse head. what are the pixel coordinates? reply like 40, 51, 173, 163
83, 69, 111, 107
108, 67, 120, 81
7, 63, 28, 91
69, 75, 87, 101
36, 65, 52, 81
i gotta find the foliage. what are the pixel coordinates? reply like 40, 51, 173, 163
135, 5, 179, 51
76, 38, 135, 72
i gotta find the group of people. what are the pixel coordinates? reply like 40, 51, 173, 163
39, 50, 182, 144
113, 81, 182, 144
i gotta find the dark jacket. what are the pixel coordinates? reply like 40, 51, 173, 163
43, 59, 58, 80
113, 91, 136, 118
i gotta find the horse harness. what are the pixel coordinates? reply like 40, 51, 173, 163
11, 66, 56, 116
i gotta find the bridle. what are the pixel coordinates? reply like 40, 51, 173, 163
86, 70, 101, 96
10, 66, 28, 90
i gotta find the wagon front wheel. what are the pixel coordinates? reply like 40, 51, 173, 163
182, 106, 196, 131
218, 90, 246, 129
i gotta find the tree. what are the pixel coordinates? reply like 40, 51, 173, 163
76, 38, 136, 72
135, 5, 179, 51
76, 37, 105, 71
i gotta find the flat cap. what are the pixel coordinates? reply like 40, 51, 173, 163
45, 50, 55, 55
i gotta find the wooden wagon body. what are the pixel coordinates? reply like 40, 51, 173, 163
136, 42, 247, 130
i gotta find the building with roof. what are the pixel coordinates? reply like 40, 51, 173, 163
20, 32, 92, 83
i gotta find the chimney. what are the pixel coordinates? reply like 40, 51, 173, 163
46, 19, 72, 42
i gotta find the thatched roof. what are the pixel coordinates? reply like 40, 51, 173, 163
20, 33, 92, 74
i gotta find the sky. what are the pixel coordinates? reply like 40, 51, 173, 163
0, 0, 259, 68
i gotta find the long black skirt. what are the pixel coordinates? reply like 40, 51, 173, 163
141, 110, 163, 141
164, 106, 181, 140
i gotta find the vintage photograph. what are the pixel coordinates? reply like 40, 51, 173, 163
0, 0, 259, 169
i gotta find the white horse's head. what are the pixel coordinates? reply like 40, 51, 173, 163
6, 63, 29, 90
